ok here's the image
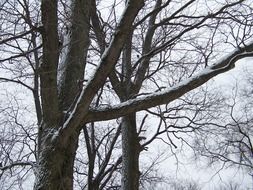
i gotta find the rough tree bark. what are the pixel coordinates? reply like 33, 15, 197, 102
121, 114, 141, 190
120, 1, 161, 189
86, 1, 253, 189
1, 1, 253, 190
34, 131, 80, 190
35, 0, 90, 189
34, 0, 145, 189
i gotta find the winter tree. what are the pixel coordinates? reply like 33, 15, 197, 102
0, 0, 253, 190
192, 67, 253, 181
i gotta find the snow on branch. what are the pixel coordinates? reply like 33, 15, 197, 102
60, 0, 145, 134
86, 42, 253, 123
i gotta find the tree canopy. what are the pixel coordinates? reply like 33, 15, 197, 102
0, 0, 253, 189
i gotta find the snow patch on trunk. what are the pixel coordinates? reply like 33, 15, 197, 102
57, 33, 71, 89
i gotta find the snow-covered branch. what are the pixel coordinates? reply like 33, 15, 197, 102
61, 0, 145, 133
86, 43, 253, 123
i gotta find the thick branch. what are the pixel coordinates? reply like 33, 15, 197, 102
132, 0, 162, 94
40, 0, 59, 125
86, 44, 253, 122
60, 0, 145, 139
59, 0, 91, 110
90, 0, 122, 98
90, 0, 106, 53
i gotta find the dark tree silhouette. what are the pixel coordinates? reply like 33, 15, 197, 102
0, 0, 253, 189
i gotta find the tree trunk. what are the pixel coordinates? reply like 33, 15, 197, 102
121, 113, 140, 190
88, 182, 99, 190
34, 129, 80, 190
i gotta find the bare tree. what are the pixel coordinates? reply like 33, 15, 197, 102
192, 69, 253, 181
1, 0, 253, 190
